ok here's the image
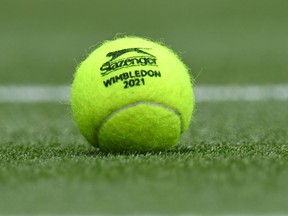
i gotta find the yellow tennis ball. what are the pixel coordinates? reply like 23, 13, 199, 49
71, 36, 195, 152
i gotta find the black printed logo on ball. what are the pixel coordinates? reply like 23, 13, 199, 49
100, 48, 157, 76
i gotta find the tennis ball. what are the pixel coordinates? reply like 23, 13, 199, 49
71, 36, 194, 152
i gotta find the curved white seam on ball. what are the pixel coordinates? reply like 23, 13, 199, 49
96, 101, 183, 142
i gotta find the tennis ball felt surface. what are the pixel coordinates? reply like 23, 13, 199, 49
71, 36, 194, 152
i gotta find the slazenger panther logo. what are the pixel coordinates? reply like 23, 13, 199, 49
100, 48, 157, 76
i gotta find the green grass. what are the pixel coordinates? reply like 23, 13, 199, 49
1, 102, 288, 214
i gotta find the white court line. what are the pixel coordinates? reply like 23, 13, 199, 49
0, 86, 70, 103
2, 214, 288, 216
195, 85, 288, 101
0, 85, 288, 103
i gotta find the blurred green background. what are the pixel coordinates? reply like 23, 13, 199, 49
1, 0, 287, 85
